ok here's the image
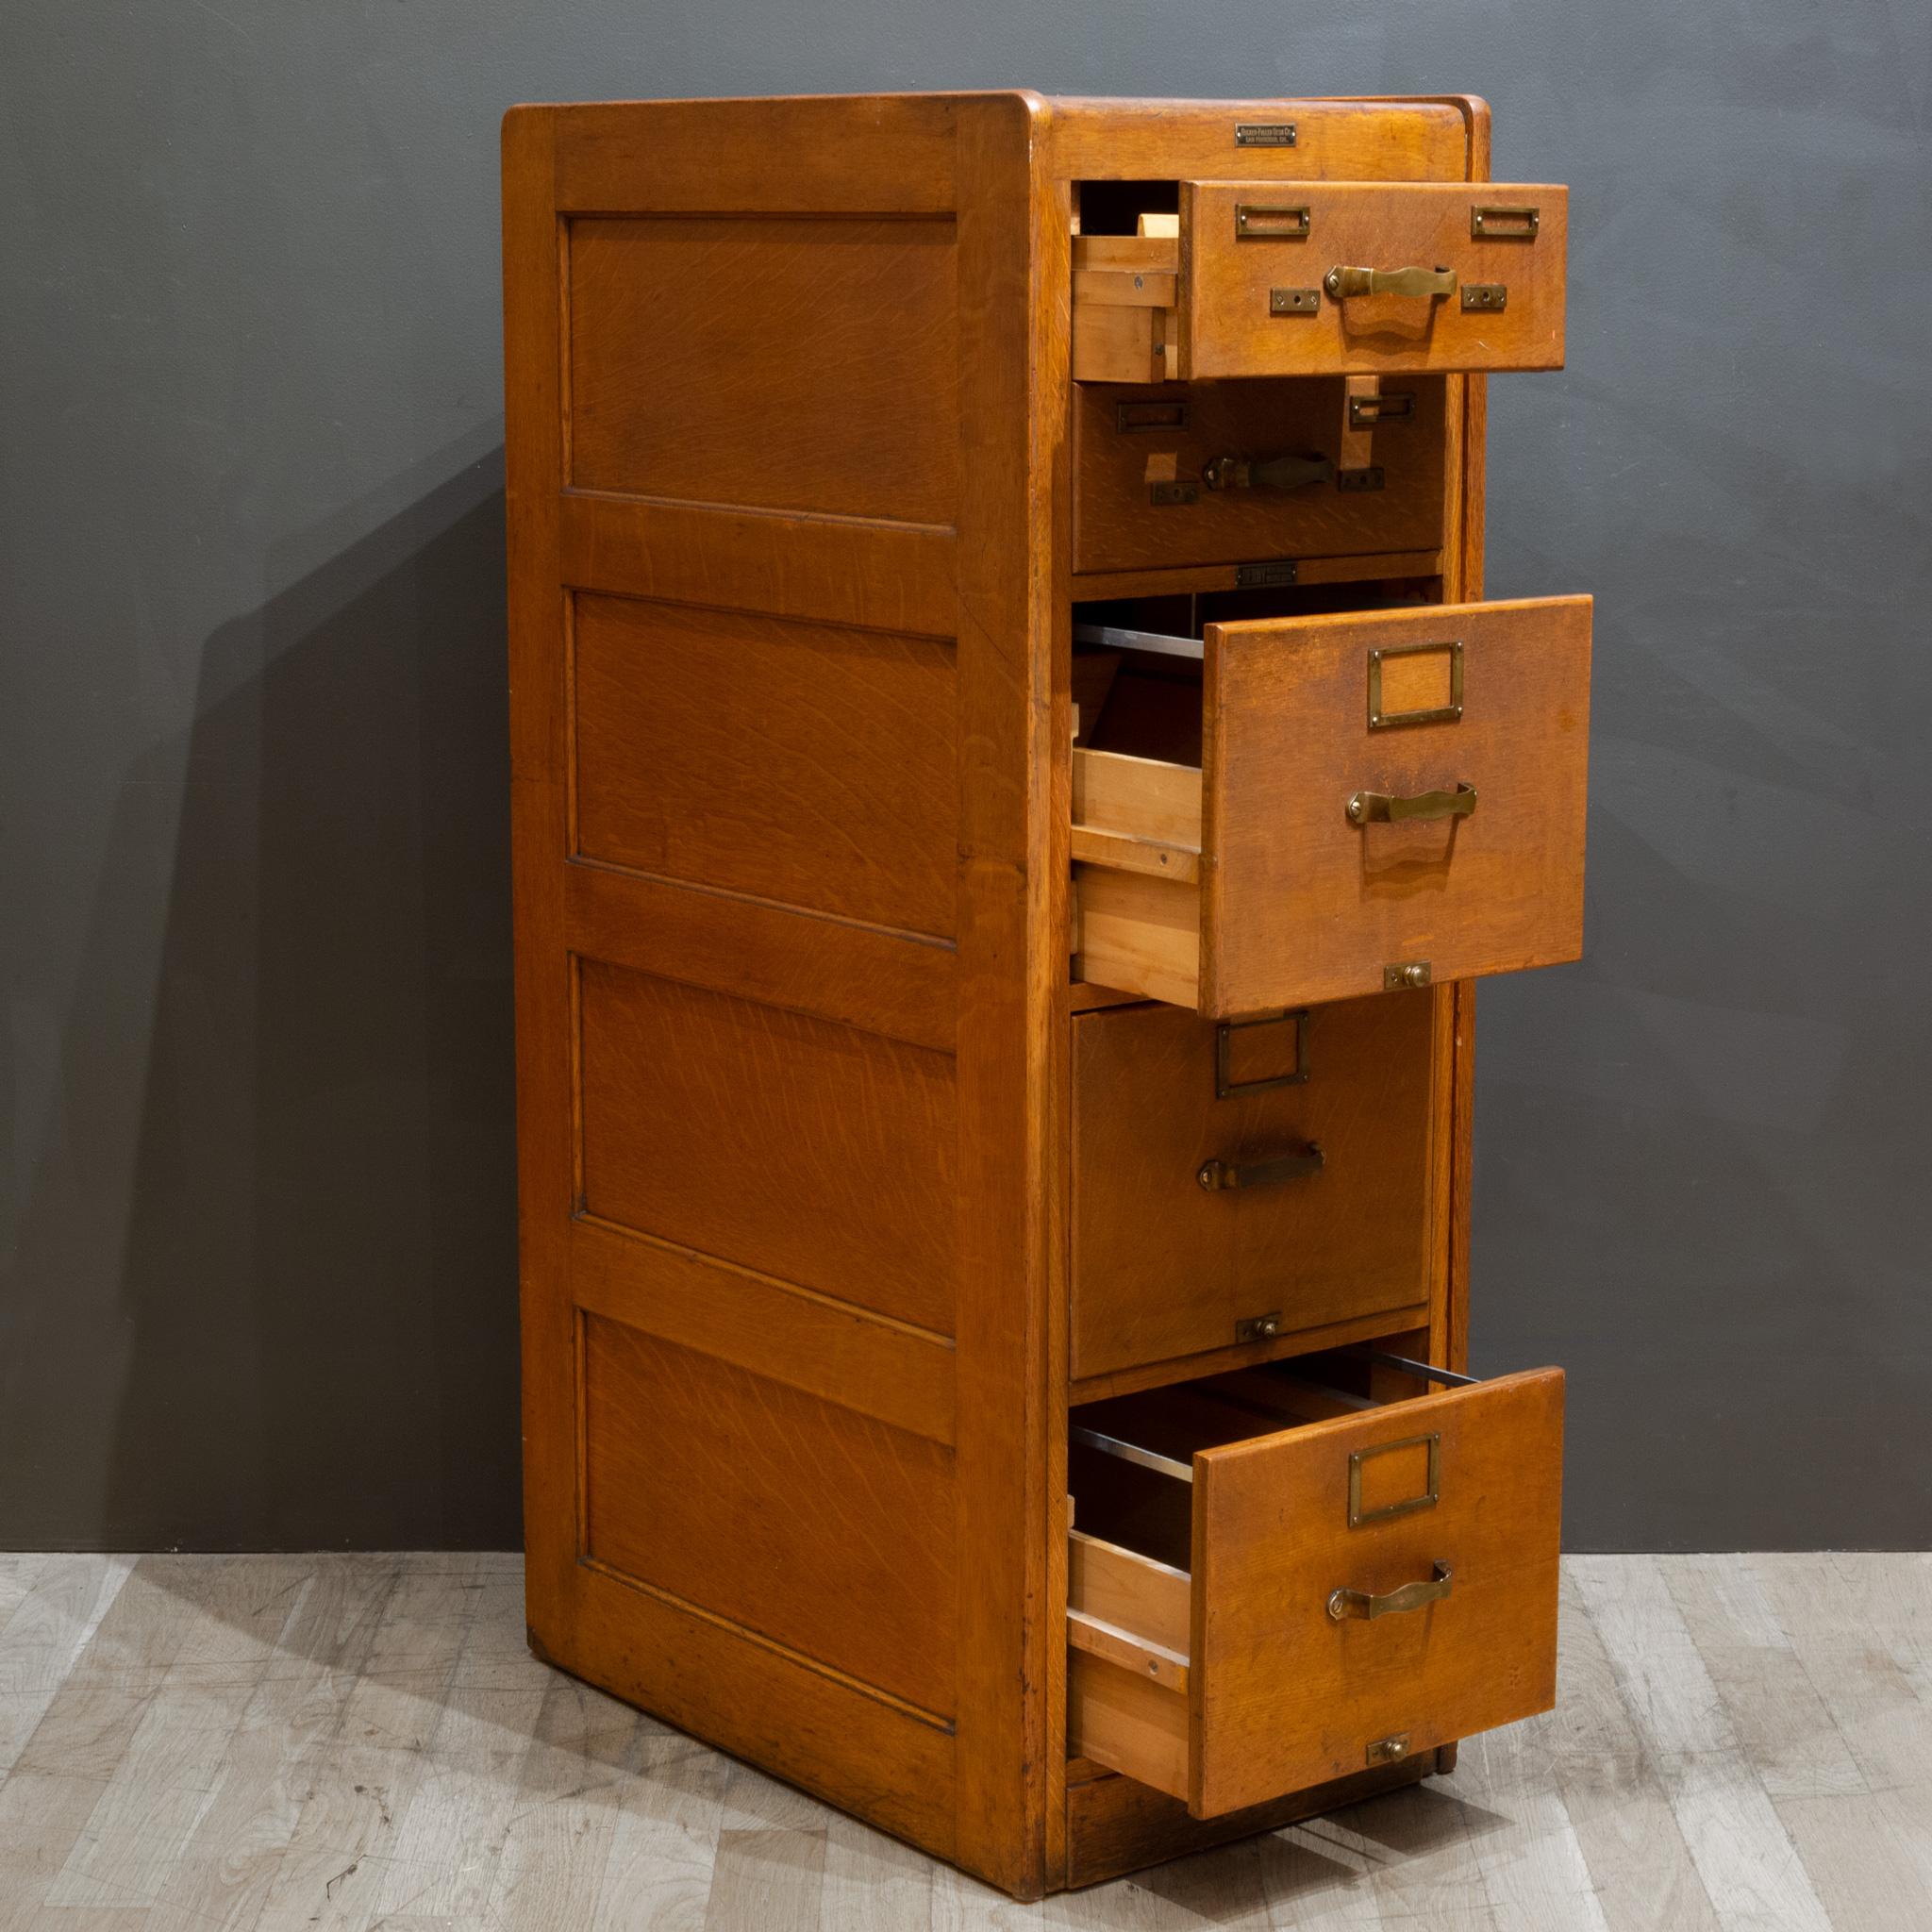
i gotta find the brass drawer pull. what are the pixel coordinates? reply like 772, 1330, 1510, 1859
1203, 452, 1333, 492
1347, 783, 1477, 826
1197, 1144, 1324, 1191
1328, 1561, 1453, 1623
1324, 264, 1456, 301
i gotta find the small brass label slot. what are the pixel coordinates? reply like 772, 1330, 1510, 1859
1235, 559, 1298, 589
1368, 640, 1464, 731
1472, 203, 1540, 239
1215, 1009, 1310, 1098
1337, 466, 1385, 493
1148, 480, 1199, 507
1235, 122, 1297, 146
1269, 286, 1321, 315
1462, 283, 1508, 311
1236, 203, 1310, 239
1116, 399, 1189, 434
1348, 391, 1414, 427
1348, 1432, 1441, 1527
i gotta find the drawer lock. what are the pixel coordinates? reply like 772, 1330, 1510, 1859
1328, 1561, 1454, 1623
1462, 283, 1508, 311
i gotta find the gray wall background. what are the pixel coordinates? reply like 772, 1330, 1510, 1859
3, 3, 1927, 1552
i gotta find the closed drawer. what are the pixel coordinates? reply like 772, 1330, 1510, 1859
1074, 378, 1445, 576
1073, 595, 1592, 1013
1067, 1359, 1564, 1817
1073, 182, 1566, 382
1073, 995, 1438, 1385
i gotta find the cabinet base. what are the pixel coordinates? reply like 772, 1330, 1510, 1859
1062, 1747, 1454, 1890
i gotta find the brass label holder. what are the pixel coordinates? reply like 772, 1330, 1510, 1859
1215, 1008, 1310, 1097
1116, 399, 1189, 434
1347, 1432, 1441, 1527
1235, 203, 1309, 238
1471, 203, 1540, 238
1368, 639, 1464, 730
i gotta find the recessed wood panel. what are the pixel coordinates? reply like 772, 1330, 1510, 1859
583, 1317, 957, 1717
574, 594, 958, 934
568, 215, 959, 522
577, 964, 958, 1334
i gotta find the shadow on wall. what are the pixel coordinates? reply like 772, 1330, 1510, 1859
19, 449, 522, 1549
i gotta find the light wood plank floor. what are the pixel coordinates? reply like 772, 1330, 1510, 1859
0, 1553, 1925, 1930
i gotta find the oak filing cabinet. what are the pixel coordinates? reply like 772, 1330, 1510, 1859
502, 91, 1590, 1899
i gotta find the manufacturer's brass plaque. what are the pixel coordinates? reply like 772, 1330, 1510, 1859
1235, 122, 1296, 146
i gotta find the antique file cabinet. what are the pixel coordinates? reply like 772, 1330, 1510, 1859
502, 92, 1589, 1899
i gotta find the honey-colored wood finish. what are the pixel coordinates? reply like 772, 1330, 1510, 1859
1063, 1368, 1565, 1819
506, 88, 1580, 1899
1073, 594, 1593, 1013
1180, 181, 1569, 379
1072, 995, 1438, 1378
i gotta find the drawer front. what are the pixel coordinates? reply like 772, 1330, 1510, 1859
1073, 378, 1445, 576
1191, 1369, 1564, 1814
1202, 595, 1591, 1013
1182, 181, 1567, 379
1072, 995, 1437, 1382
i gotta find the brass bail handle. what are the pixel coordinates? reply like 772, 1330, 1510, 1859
1347, 783, 1477, 826
1327, 1561, 1453, 1623
1324, 264, 1457, 301
1203, 452, 1334, 492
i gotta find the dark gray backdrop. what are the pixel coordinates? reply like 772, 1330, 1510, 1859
4, 3, 1927, 1552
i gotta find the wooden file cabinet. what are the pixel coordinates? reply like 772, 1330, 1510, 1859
503, 91, 1589, 1899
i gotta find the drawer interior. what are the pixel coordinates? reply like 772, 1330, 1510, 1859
1065, 1350, 1565, 1816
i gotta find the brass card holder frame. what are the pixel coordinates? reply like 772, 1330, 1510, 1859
1235, 203, 1310, 238
1347, 1432, 1441, 1527
1116, 399, 1189, 434
1368, 639, 1464, 730
1471, 203, 1540, 239
1215, 1008, 1310, 1098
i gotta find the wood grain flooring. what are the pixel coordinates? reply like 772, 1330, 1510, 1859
0, 1553, 1924, 1928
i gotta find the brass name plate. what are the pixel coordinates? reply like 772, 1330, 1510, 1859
1235, 122, 1296, 146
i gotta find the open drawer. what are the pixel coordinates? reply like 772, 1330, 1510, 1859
1067, 1357, 1564, 1817
1073, 595, 1591, 1014
1073, 182, 1567, 382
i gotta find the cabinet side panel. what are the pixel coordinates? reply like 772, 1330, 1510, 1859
508, 95, 980, 1868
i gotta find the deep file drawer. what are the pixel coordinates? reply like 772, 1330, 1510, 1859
1072, 994, 1439, 1384
1066, 1360, 1565, 1817
1073, 595, 1593, 1014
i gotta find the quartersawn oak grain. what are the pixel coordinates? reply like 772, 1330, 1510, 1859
507, 87, 1577, 1901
